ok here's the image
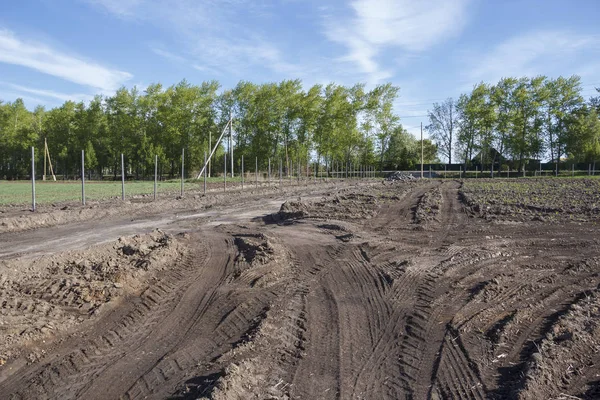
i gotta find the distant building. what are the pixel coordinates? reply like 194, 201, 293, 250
471, 148, 506, 168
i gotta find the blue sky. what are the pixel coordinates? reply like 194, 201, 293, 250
1, 0, 599, 138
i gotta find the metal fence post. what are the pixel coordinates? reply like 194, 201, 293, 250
181, 148, 184, 197
31, 147, 36, 211
81, 150, 86, 205
203, 152, 206, 194
121, 153, 125, 201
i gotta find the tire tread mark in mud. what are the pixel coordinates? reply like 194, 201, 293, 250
0, 237, 211, 400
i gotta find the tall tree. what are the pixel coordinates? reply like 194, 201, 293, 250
426, 97, 457, 164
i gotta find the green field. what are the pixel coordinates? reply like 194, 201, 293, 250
0, 179, 230, 205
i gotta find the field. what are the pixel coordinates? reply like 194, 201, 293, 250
0, 178, 599, 399
0, 179, 247, 205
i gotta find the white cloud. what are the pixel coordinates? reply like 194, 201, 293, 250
0, 29, 132, 92
324, 0, 471, 82
466, 30, 600, 86
0, 82, 93, 103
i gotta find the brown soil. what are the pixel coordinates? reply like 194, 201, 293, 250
0, 178, 599, 399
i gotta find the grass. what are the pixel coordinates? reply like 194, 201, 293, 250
0, 180, 185, 205
0, 175, 327, 205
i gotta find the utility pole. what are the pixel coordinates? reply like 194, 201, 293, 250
420, 122, 424, 179
229, 111, 234, 178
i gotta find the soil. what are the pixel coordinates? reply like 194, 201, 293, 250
1, 178, 599, 399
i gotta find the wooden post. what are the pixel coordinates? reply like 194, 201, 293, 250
31, 147, 36, 211
82, 150, 86, 205
121, 153, 125, 201
203, 152, 207, 194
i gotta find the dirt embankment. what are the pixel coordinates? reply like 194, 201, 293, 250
0, 229, 182, 366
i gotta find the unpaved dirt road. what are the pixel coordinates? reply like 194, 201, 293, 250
1, 179, 599, 399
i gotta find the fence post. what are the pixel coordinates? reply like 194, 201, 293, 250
268, 158, 271, 187
31, 147, 36, 211
154, 155, 158, 200
81, 150, 86, 205
121, 153, 125, 201
224, 153, 227, 191
181, 149, 185, 197
203, 152, 207, 194
306, 159, 309, 185
255, 157, 258, 188
241, 155, 244, 190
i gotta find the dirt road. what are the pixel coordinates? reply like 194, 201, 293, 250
1, 179, 599, 399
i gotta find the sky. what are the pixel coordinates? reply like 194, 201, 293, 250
1, 0, 599, 138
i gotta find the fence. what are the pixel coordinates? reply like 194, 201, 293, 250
5, 148, 386, 210
4, 148, 599, 211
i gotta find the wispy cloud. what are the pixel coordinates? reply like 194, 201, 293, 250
87, 0, 300, 77
151, 47, 187, 64
466, 30, 600, 85
86, 0, 143, 18
0, 82, 93, 103
324, 0, 471, 82
0, 29, 132, 92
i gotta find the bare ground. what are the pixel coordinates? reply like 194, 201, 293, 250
1, 179, 599, 399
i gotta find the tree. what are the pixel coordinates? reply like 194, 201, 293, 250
426, 97, 457, 164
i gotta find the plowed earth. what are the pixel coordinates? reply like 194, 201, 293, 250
1, 179, 599, 399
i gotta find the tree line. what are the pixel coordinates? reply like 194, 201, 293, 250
0, 80, 439, 180
426, 76, 600, 172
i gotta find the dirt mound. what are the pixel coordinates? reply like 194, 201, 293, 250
0, 229, 182, 365
272, 200, 310, 222
414, 186, 443, 225
385, 171, 417, 182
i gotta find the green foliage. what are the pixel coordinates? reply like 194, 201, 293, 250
452, 75, 594, 172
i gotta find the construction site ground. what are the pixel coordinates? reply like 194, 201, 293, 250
0, 178, 599, 400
